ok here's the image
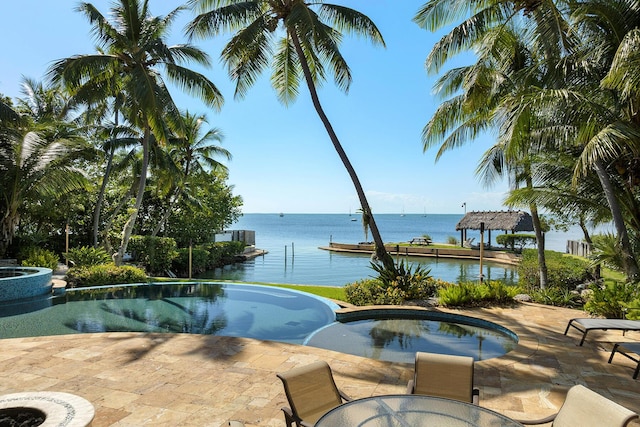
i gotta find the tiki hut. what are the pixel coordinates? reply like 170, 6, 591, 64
455, 210, 534, 247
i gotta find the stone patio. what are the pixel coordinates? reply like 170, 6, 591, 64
1, 302, 639, 426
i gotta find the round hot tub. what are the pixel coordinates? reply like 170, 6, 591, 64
0, 267, 52, 302
304, 307, 518, 363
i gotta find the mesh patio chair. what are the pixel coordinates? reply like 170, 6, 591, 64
406, 351, 479, 404
516, 384, 638, 426
276, 360, 351, 427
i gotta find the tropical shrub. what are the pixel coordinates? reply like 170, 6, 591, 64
369, 260, 435, 299
66, 264, 147, 288
438, 283, 475, 306
584, 281, 638, 319
518, 249, 593, 290
65, 246, 112, 267
20, 248, 59, 270
529, 286, 583, 308
446, 236, 458, 245
589, 233, 623, 272
437, 281, 520, 307
344, 279, 405, 306
128, 235, 178, 275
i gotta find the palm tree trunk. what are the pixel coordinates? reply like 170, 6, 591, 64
92, 145, 115, 247
289, 31, 395, 272
151, 190, 178, 237
529, 202, 548, 288
594, 159, 640, 281
520, 160, 548, 288
115, 128, 150, 265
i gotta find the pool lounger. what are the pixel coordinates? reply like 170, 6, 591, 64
608, 342, 640, 379
564, 318, 640, 346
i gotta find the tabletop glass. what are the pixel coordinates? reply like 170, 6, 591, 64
315, 394, 523, 427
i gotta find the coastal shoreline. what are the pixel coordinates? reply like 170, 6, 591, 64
320, 242, 521, 266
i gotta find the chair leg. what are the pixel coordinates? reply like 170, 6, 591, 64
608, 343, 620, 364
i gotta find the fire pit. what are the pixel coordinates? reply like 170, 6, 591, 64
0, 392, 94, 427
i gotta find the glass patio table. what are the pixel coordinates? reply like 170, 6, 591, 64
315, 394, 523, 427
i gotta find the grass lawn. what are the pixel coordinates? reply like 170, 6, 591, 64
151, 277, 347, 302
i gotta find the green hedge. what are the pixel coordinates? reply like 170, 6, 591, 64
66, 264, 148, 288
496, 233, 536, 251
517, 249, 592, 290
169, 241, 246, 277
172, 248, 210, 277
128, 236, 178, 275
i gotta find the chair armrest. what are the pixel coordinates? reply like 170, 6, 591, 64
515, 413, 557, 425
280, 406, 297, 427
406, 380, 415, 394
472, 388, 480, 405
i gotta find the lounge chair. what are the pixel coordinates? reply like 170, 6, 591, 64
406, 351, 479, 404
516, 384, 638, 426
564, 318, 640, 346
608, 342, 640, 379
228, 422, 245, 427
276, 360, 351, 427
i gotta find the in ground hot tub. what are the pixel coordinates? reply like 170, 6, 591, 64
0, 267, 52, 302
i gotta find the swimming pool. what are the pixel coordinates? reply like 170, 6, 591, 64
0, 283, 518, 362
0, 283, 339, 343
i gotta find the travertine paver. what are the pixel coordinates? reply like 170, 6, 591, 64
0, 303, 639, 426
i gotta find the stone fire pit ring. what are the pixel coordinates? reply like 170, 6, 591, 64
0, 392, 94, 427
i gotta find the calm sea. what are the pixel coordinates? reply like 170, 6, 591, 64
200, 213, 585, 287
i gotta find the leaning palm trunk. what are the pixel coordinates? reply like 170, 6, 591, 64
115, 128, 150, 265
290, 32, 395, 271
151, 189, 179, 237
594, 159, 639, 281
92, 144, 115, 247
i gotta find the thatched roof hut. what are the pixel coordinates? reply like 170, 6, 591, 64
456, 210, 534, 232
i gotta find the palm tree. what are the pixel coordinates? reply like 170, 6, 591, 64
0, 80, 88, 257
186, 0, 396, 271
555, 0, 640, 281
151, 111, 231, 236
49, 0, 223, 264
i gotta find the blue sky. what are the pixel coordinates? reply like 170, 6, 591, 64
1, 1, 510, 214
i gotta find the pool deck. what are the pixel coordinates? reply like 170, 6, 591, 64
1, 302, 640, 426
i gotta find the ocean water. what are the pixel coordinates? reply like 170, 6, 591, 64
201, 213, 586, 287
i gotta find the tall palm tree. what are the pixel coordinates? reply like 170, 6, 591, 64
557, 0, 640, 281
151, 111, 231, 236
49, 0, 223, 264
0, 80, 88, 257
186, 0, 396, 271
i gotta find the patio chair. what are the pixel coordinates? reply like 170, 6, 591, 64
608, 342, 640, 379
516, 384, 638, 426
406, 351, 479, 404
564, 318, 640, 346
276, 360, 351, 427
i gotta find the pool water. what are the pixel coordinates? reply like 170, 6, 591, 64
305, 317, 517, 363
0, 283, 518, 362
0, 283, 339, 343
